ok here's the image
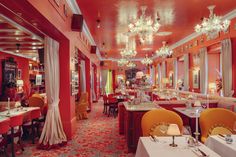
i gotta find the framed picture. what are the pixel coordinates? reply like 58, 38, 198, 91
193, 70, 200, 89
17, 69, 22, 79
36, 74, 42, 86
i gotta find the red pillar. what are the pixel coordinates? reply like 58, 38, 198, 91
231, 38, 236, 97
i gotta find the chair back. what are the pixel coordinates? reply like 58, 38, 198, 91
199, 108, 236, 143
141, 109, 183, 136
0, 119, 10, 134
30, 108, 41, 120
79, 92, 88, 104
29, 97, 44, 108
10, 114, 24, 128
32, 93, 43, 99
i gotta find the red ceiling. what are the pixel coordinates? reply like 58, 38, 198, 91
77, 0, 236, 59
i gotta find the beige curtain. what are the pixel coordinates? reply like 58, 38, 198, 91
101, 70, 108, 95
184, 54, 189, 91
221, 39, 233, 97
173, 59, 178, 88
39, 37, 67, 146
157, 63, 161, 86
200, 47, 208, 94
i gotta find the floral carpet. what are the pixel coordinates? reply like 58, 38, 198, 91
17, 100, 134, 157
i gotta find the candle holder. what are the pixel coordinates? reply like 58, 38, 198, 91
194, 132, 200, 146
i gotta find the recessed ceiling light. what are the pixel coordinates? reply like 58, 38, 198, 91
156, 31, 173, 36
16, 37, 20, 40
32, 47, 37, 50
16, 50, 19, 53
32, 43, 37, 45
142, 48, 152, 51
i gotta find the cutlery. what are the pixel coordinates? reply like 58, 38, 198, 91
197, 148, 208, 156
150, 135, 156, 142
218, 134, 225, 138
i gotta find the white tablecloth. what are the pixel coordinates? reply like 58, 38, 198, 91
205, 135, 236, 157
0, 107, 40, 117
135, 136, 220, 157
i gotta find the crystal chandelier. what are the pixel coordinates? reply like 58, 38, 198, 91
195, 5, 230, 39
141, 54, 153, 66
117, 58, 129, 66
126, 62, 136, 68
155, 41, 173, 58
120, 37, 137, 58
128, 6, 161, 44
120, 49, 137, 58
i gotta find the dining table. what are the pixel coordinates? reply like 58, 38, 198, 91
205, 135, 236, 157
135, 136, 221, 157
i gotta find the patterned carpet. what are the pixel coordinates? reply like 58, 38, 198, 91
17, 100, 134, 157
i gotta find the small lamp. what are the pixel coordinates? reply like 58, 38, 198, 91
16, 79, 24, 92
167, 124, 181, 147
194, 100, 201, 107
209, 82, 217, 94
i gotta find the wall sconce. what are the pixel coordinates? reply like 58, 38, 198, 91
16, 79, 24, 93
209, 82, 217, 94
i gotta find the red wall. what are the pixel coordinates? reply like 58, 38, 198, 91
0, 51, 30, 96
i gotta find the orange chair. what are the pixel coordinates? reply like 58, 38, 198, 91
141, 109, 183, 136
32, 93, 43, 99
8, 114, 24, 157
0, 119, 10, 156
28, 96, 45, 110
199, 108, 236, 143
76, 92, 89, 120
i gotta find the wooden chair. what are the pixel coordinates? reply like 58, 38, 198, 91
76, 92, 89, 120
141, 109, 183, 136
199, 108, 236, 143
23, 108, 41, 144
107, 94, 118, 118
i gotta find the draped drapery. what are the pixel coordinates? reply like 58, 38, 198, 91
161, 61, 166, 88
200, 47, 208, 94
150, 66, 155, 85
184, 54, 189, 91
157, 64, 161, 87
80, 60, 86, 92
39, 37, 67, 147
105, 70, 113, 94
221, 39, 233, 97
91, 66, 96, 101
101, 70, 108, 95
173, 59, 178, 88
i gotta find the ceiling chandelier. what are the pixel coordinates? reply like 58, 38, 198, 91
155, 41, 173, 58
195, 5, 230, 39
120, 49, 137, 58
117, 58, 129, 67
120, 37, 137, 58
126, 62, 136, 68
128, 6, 161, 44
141, 54, 153, 66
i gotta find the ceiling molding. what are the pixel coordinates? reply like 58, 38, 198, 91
66, 0, 102, 60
